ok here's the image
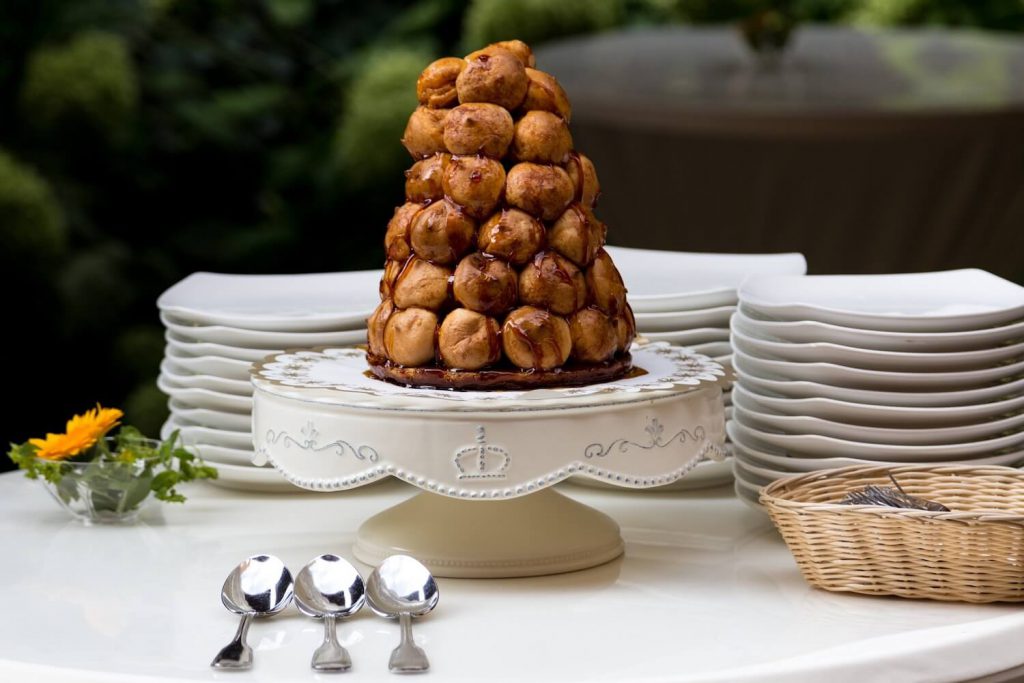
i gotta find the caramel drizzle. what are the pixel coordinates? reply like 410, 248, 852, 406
507, 308, 562, 370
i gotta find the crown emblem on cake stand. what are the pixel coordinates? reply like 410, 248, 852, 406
454, 426, 510, 480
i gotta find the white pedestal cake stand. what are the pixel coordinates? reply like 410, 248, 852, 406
250, 343, 726, 578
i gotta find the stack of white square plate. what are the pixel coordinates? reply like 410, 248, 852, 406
729, 269, 1024, 509
156, 271, 380, 491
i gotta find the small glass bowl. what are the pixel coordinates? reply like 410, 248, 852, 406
35, 438, 162, 525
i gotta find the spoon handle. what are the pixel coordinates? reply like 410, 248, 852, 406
312, 614, 352, 672
211, 612, 254, 669
389, 612, 429, 673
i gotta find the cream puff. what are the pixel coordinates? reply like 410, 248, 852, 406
518, 251, 586, 315
505, 162, 574, 221
443, 103, 514, 158
438, 308, 501, 370
401, 106, 448, 159
384, 307, 438, 367
452, 252, 517, 315
501, 306, 572, 370
409, 198, 476, 264
456, 47, 528, 110
416, 57, 465, 108
477, 208, 545, 265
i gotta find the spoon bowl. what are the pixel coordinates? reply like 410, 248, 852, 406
211, 554, 294, 670
366, 555, 439, 673
295, 554, 365, 671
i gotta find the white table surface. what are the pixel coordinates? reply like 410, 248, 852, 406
2, 472, 1023, 683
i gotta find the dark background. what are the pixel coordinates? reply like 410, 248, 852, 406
2, 0, 1023, 471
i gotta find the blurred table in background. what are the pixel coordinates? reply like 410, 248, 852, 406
538, 26, 1024, 280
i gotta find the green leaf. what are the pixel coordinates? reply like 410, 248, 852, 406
9, 423, 219, 509
265, 0, 314, 27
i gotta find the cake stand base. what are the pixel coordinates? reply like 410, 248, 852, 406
353, 488, 624, 578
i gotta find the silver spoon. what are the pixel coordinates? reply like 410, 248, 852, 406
295, 554, 366, 672
366, 555, 439, 674
210, 554, 294, 670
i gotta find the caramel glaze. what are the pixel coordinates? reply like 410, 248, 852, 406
454, 252, 517, 315
523, 68, 569, 123
410, 198, 474, 265
565, 151, 601, 208
362, 367, 643, 383
404, 154, 449, 203
521, 250, 585, 315
567, 152, 584, 203
480, 208, 546, 264
564, 203, 602, 266
367, 351, 633, 391
505, 307, 562, 369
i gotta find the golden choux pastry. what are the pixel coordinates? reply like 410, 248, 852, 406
416, 57, 465, 108
438, 308, 501, 370
522, 68, 571, 122
502, 306, 572, 371
613, 305, 636, 353
367, 299, 394, 358
391, 257, 452, 311
549, 204, 605, 267
443, 103, 514, 157
519, 251, 586, 315
384, 202, 421, 261
565, 152, 600, 208
586, 249, 627, 316
505, 162, 574, 221
404, 153, 449, 203
477, 208, 545, 265
488, 40, 535, 68
372, 40, 637, 386
409, 198, 476, 264
384, 307, 438, 367
442, 155, 506, 220
569, 308, 618, 363
512, 110, 572, 164
401, 106, 448, 159
379, 259, 404, 299
456, 47, 528, 110
452, 252, 517, 315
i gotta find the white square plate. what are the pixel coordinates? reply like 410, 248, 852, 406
729, 422, 1024, 471
734, 356, 1024, 407
161, 312, 367, 348
731, 312, 1024, 370
730, 381, 1024, 428
158, 270, 381, 330
740, 269, 1024, 332
634, 305, 736, 332
731, 411, 1024, 461
732, 343, 1024, 392
168, 400, 252, 431
731, 385, 1024, 446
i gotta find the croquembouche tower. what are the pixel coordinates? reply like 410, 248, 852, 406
367, 39, 636, 390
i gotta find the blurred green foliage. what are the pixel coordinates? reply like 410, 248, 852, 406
0, 149, 66, 265
852, 0, 1024, 29
462, 0, 626, 49
334, 46, 435, 189
0, 0, 1020, 457
20, 31, 139, 142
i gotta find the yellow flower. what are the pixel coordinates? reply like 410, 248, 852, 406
29, 405, 123, 461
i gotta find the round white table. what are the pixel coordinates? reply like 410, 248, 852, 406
2, 472, 1023, 682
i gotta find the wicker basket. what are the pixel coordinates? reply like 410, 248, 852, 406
761, 464, 1024, 603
